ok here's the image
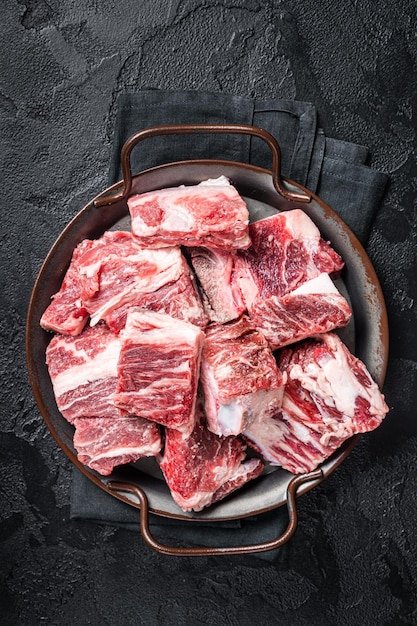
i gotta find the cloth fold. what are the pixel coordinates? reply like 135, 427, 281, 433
107, 89, 388, 244
70, 89, 388, 558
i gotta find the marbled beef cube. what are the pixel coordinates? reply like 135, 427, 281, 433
114, 309, 204, 434
243, 332, 389, 474
128, 176, 251, 250
200, 315, 285, 437
159, 406, 263, 512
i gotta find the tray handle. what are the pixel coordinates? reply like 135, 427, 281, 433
108, 468, 323, 557
94, 124, 311, 208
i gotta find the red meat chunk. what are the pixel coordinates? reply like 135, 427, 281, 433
200, 315, 285, 436
159, 407, 264, 512
235, 208, 344, 308
249, 273, 352, 350
45, 324, 122, 424
42, 230, 208, 335
114, 309, 204, 434
188, 246, 246, 323
73, 416, 162, 476
243, 333, 389, 474
75, 231, 207, 331
40, 238, 93, 336
128, 176, 251, 250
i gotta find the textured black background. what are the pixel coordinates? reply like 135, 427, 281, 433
1, 1, 417, 624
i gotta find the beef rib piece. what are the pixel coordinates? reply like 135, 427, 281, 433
78, 231, 181, 324
249, 273, 352, 350
200, 315, 286, 437
234, 209, 344, 308
45, 324, 122, 424
243, 332, 389, 474
41, 230, 208, 335
73, 415, 162, 476
104, 268, 208, 334
72, 230, 207, 331
114, 309, 204, 434
188, 246, 246, 323
128, 176, 251, 250
158, 407, 264, 512
40, 238, 92, 336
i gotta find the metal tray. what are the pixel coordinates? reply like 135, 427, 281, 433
26, 125, 389, 556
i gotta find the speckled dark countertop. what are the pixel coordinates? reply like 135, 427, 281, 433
1, 2, 417, 624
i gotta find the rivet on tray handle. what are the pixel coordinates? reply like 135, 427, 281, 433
94, 124, 312, 208
108, 468, 323, 557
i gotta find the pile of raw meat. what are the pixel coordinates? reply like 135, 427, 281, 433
41, 176, 389, 512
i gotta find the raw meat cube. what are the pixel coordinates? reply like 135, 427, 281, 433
128, 176, 251, 250
41, 230, 208, 335
188, 246, 246, 323
73, 416, 162, 476
73, 230, 207, 330
40, 238, 93, 336
158, 407, 264, 512
45, 324, 122, 424
75, 231, 138, 302
105, 269, 208, 333
200, 315, 286, 437
114, 309, 204, 434
249, 273, 352, 350
243, 332, 389, 474
234, 209, 344, 308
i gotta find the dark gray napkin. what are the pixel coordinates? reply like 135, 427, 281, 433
107, 90, 388, 244
70, 90, 388, 558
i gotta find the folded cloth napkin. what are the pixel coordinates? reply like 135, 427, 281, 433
70, 90, 388, 559
107, 90, 388, 244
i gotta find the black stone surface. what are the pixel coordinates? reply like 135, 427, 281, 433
1, 2, 417, 624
